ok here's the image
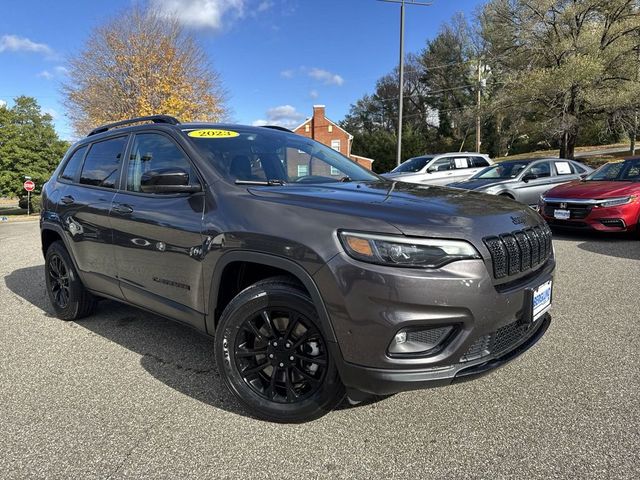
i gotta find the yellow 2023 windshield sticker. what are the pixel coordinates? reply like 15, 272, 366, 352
187, 129, 239, 138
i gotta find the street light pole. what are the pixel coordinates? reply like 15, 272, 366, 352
378, 0, 432, 167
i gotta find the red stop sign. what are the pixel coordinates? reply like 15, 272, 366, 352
23, 180, 35, 192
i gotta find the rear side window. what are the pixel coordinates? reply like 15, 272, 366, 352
59, 146, 87, 182
126, 133, 197, 193
80, 137, 127, 188
472, 156, 490, 168
452, 157, 471, 169
555, 161, 575, 175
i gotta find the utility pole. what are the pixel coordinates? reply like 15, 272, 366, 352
378, 0, 432, 167
476, 58, 482, 153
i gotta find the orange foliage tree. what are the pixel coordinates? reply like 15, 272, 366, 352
62, 7, 228, 135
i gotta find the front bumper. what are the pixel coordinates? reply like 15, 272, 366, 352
339, 313, 550, 395
541, 200, 640, 232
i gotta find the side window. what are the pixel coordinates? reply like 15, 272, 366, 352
453, 157, 471, 170
430, 158, 452, 172
472, 156, 490, 168
126, 133, 197, 193
59, 146, 87, 182
80, 137, 126, 188
528, 162, 551, 179
555, 161, 575, 175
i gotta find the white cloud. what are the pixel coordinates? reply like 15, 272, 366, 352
280, 69, 294, 79
0, 35, 54, 57
54, 65, 68, 75
36, 65, 67, 80
37, 70, 54, 80
309, 89, 319, 99
257, 1, 273, 12
308, 68, 344, 86
252, 105, 306, 129
0, 99, 6, 108
150, 0, 250, 32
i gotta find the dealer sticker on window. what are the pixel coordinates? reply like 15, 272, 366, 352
532, 280, 552, 320
187, 129, 239, 138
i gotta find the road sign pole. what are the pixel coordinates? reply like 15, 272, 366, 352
27, 190, 30, 216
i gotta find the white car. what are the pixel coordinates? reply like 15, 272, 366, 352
383, 152, 494, 186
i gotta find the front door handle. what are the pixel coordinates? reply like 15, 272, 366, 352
112, 203, 134, 215
61, 195, 75, 205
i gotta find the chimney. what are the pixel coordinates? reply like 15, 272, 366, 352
312, 105, 326, 121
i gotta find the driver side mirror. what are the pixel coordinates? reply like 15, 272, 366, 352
426, 167, 436, 174
523, 173, 537, 183
140, 168, 202, 194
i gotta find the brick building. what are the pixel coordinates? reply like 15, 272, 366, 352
293, 105, 374, 171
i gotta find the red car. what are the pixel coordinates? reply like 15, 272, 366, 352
540, 157, 640, 233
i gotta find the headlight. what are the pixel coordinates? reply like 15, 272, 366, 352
338, 231, 481, 268
597, 196, 636, 208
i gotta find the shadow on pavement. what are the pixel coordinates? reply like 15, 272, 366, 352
551, 228, 640, 261
5, 265, 379, 420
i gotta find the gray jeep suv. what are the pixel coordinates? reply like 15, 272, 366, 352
40, 116, 554, 422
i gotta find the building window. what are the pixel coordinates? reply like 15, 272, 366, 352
297, 164, 309, 177
328, 125, 333, 133
330, 166, 340, 176
305, 124, 310, 133
331, 139, 341, 152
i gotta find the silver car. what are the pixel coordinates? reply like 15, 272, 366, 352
383, 152, 494, 186
448, 158, 593, 206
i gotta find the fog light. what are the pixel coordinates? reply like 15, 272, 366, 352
394, 331, 407, 344
388, 326, 456, 356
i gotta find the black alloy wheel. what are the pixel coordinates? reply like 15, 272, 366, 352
215, 277, 344, 422
48, 253, 70, 309
44, 240, 96, 320
234, 308, 327, 403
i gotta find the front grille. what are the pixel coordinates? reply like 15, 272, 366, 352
543, 203, 592, 219
483, 224, 552, 280
460, 319, 538, 363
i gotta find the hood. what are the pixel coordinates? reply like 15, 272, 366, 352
382, 171, 423, 180
247, 180, 544, 240
448, 178, 511, 190
545, 180, 640, 199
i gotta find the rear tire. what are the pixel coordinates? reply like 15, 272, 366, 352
44, 241, 96, 320
214, 276, 345, 422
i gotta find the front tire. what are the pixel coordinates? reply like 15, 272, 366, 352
44, 241, 96, 320
214, 277, 345, 422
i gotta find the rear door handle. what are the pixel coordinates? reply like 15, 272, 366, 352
61, 195, 74, 205
112, 203, 134, 215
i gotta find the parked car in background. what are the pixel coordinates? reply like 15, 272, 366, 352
448, 158, 592, 207
382, 152, 493, 186
540, 157, 640, 233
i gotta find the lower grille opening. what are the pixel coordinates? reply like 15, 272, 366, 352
599, 218, 625, 228
460, 318, 539, 363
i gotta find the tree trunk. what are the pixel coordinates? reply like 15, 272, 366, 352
559, 131, 568, 159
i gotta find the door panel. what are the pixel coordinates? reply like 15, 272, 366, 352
514, 162, 553, 205
56, 137, 127, 298
111, 132, 206, 325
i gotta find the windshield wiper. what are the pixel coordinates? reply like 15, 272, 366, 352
235, 179, 287, 186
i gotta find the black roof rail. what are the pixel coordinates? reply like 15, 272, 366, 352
87, 115, 180, 137
260, 125, 293, 133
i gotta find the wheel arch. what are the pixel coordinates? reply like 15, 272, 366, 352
206, 251, 337, 343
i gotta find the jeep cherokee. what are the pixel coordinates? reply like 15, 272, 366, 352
40, 115, 554, 422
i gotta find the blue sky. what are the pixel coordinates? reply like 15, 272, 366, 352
0, 0, 483, 140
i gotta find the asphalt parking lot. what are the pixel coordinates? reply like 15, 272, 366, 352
1, 221, 639, 479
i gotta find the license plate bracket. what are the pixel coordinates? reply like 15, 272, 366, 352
524, 280, 553, 323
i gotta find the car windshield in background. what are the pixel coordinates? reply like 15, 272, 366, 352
183, 127, 379, 184
586, 159, 640, 182
473, 161, 530, 179
390, 156, 434, 173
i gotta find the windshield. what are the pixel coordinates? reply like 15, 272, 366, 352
473, 161, 530, 179
586, 159, 640, 181
183, 127, 379, 184
390, 156, 434, 173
